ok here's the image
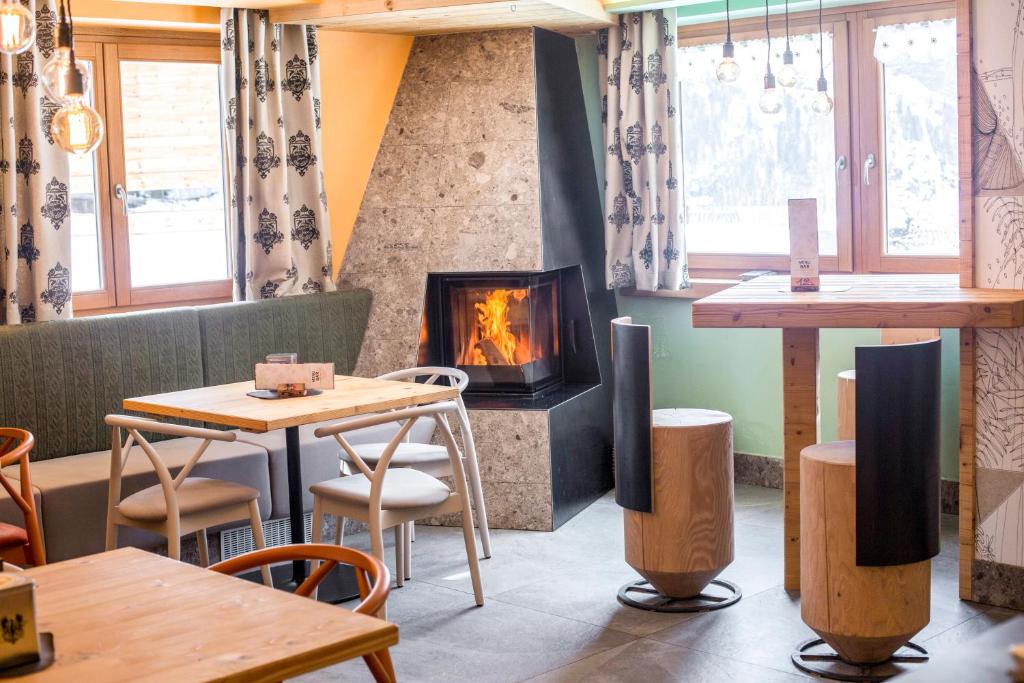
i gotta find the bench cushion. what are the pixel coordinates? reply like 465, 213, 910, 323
198, 289, 372, 386
238, 416, 437, 520
3, 438, 271, 561
0, 308, 204, 461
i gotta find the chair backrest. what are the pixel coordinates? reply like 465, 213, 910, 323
375, 367, 474, 450
0, 429, 44, 565
854, 339, 941, 567
610, 317, 653, 513
209, 543, 391, 614
314, 400, 465, 514
104, 415, 238, 523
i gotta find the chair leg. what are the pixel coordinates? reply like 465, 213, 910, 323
333, 516, 345, 546
248, 500, 273, 587
404, 521, 412, 580
196, 529, 209, 568
363, 650, 395, 683
105, 520, 118, 552
310, 496, 324, 600
369, 518, 387, 620
394, 523, 404, 588
458, 494, 484, 606
167, 533, 181, 562
457, 408, 491, 559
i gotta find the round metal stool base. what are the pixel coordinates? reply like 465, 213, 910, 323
791, 638, 929, 682
616, 578, 741, 613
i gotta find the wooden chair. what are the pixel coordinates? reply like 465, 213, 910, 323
210, 543, 396, 683
312, 400, 484, 607
797, 339, 940, 677
836, 329, 939, 440
0, 429, 45, 566
104, 415, 271, 585
611, 317, 739, 610
339, 366, 491, 584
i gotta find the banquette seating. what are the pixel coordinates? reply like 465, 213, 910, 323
0, 290, 431, 563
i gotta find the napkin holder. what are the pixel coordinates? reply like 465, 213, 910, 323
0, 573, 40, 670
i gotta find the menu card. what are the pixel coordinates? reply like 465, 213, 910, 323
0, 573, 40, 669
788, 198, 820, 292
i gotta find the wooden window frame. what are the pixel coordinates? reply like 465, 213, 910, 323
70, 28, 231, 315
678, 0, 958, 279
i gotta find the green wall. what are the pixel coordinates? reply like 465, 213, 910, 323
575, 36, 961, 480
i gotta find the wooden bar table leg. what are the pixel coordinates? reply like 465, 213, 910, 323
782, 328, 818, 591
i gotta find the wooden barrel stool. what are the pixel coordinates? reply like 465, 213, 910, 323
836, 329, 938, 440
611, 317, 740, 613
800, 442, 930, 668
796, 339, 941, 681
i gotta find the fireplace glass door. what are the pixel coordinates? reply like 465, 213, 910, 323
439, 272, 562, 395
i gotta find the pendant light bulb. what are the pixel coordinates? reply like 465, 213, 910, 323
0, 0, 34, 55
41, 2, 81, 103
717, 41, 740, 83
778, 50, 798, 87
812, 75, 833, 115
717, 0, 740, 83
759, 72, 783, 114
51, 50, 103, 155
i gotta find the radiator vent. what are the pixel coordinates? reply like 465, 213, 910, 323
220, 514, 312, 561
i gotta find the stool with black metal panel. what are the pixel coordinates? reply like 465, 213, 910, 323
611, 317, 740, 613
793, 338, 941, 681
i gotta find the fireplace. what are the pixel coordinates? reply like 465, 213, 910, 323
419, 266, 600, 404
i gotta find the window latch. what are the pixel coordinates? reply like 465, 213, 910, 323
863, 153, 876, 186
114, 183, 128, 216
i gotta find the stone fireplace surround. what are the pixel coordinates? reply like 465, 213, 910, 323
339, 27, 616, 530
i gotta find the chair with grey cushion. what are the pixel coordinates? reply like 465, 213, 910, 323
105, 415, 271, 585
338, 367, 491, 582
311, 401, 484, 607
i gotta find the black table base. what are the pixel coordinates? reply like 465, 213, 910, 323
617, 578, 742, 613
790, 638, 929, 682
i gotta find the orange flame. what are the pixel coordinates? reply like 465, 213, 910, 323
464, 288, 533, 366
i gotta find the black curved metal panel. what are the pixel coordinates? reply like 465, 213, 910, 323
855, 339, 941, 566
611, 317, 652, 512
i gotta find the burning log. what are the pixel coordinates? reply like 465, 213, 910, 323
476, 338, 508, 365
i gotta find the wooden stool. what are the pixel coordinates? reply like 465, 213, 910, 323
800, 441, 930, 665
836, 329, 938, 440
623, 408, 734, 599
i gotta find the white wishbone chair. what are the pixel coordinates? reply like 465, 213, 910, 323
339, 367, 491, 583
104, 415, 271, 586
311, 400, 484, 606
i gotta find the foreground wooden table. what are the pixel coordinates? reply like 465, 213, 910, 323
125, 375, 458, 587
18, 547, 398, 682
692, 274, 1024, 592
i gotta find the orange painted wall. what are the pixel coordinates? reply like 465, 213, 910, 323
317, 30, 412, 272
72, 2, 412, 279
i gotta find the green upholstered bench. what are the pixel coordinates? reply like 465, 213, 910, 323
0, 289, 411, 562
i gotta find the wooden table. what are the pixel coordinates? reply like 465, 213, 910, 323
17, 547, 398, 682
125, 375, 458, 586
691, 274, 1024, 592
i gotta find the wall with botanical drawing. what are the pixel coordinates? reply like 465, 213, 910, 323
972, 1, 1024, 572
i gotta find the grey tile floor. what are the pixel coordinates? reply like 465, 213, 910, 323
295, 485, 1020, 682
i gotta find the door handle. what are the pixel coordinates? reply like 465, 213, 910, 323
835, 155, 847, 185
114, 183, 128, 216
863, 153, 876, 186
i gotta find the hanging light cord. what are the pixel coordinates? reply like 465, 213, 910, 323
725, 0, 732, 43
765, 0, 772, 74
818, 0, 825, 79
785, 0, 791, 52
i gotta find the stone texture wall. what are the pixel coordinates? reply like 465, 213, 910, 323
339, 29, 558, 530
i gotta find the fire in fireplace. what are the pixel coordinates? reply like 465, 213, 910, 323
419, 267, 600, 402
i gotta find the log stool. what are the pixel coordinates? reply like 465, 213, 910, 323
795, 339, 940, 682
611, 317, 740, 613
836, 329, 938, 440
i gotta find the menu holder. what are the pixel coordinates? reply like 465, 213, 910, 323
788, 198, 820, 292
250, 362, 335, 399
0, 573, 52, 675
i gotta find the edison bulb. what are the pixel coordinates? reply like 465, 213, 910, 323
0, 1, 33, 55
778, 62, 798, 88
51, 98, 103, 155
41, 52, 89, 104
759, 75, 783, 115
812, 89, 834, 115
716, 56, 740, 83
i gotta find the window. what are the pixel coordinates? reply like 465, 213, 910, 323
71, 33, 230, 314
678, 2, 958, 276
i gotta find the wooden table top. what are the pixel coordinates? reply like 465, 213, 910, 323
691, 274, 1024, 329
17, 548, 397, 682
124, 375, 459, 433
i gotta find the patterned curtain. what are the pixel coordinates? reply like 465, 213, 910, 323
599, 10, 689, 292
220, 9, 335, 300
0, 0, 71, 324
